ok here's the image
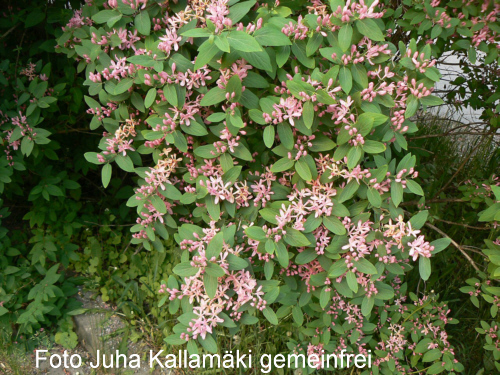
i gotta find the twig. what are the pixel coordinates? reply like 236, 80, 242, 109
431, 217, 492, 230
133, 244, 144, 255
408, 146, 434, 154
424, 221, 480, 272
461, 246, 488, 258
409, 131, 495, 140
14, 30, 26, 82
432, 134, 490, 199
0, 23, 19, 40
83, 221, 134, 227
400, 198, 465, 207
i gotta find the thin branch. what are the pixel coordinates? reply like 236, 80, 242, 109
431, 217, 492, 230
56, 128, 99, 135
83, 221, 134, 227
408, 146, 434, 154
461, 246, 488, 258
432, 134, 491, 199
0, 23, 19, 40
409, 131, 495, 140
400, 198, 466, 207
424, 222, 480, 272
14, 30, 26, 82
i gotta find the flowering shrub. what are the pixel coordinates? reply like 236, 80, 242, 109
51, 0, 496, 373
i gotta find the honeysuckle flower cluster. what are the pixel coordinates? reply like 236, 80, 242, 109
58, 0, 475, 373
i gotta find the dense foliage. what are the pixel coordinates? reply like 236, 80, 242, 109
0, 0, 499, 374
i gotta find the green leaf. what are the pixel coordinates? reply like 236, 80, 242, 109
135, 11, 151, 36
291, 41, 315, 69
198, 334, 218, 353
254, 26, 291, 46
292, 305, 304, 326
55, 332, 78, 350
245, 226, 267, 242
230, 144, 253, 161
323, 216, 346, 235
262, 307, 278, 325
295, 249, 318, 265
391, 180, 403, 207
173, 262, 199, 276
423, 349, 442, 362
271, 158, 294, 173
303, 101, 314, 129
419, 256, 431, 281
92, 10, 121, 24
239, 50, 272, 71
204, 273, 218, 299
46, 185, 64, 197
181, 121, 208, 136
263, 126, 275, 148
426, 362, 446, 374
356, 19, 385, 42
200, 87, 226, 106
351, 64, 368, 88
115, 155, 135, 172
206, 232, 224, 259
127, 55, 155, 67
306, 33, 323, 56
354, 258, 378, 275
284, 229, 311, 247
361, 296, 375, 316
405, 95, 419, 118
338, 180, 359, 203
430, 237, 451, 254
227, 254, 249, 271
362, 140, 386, 154
144, 88, 157, 108
347, 146, 362, 169
21, 138, 34, 156
214, 34, 230, 52
102, 164, 112, 188
195, 40, 220, 70
205, 195, 220, 220
339, 67, 352, 94
181, 28, 212, 38
406, 179, 424, 196
329, 261, 348, 278
346, 271, 358, 293
228, 0, 257, 23
478, 203, 500, 222
277, 122, 294, 149
339, 24, 353, 52
295, 159, 312, 181
367, 188, 382, 208
150, 195, 167, 214
275, 242, 289, 268
131, 92, 145, 112
205, 262, 226, 277
25, 10, 45, 28
420, 95, 444, 106
409, 210, 428, 230
163, 84, 179, 107
110, 78, 134, 95
309, 136, 336, 152
228, 31, 262, 52
226, 75, 242, 102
